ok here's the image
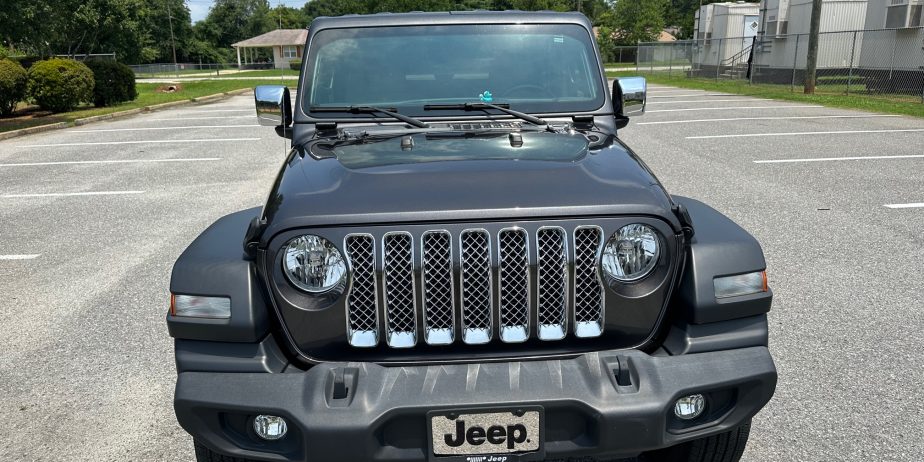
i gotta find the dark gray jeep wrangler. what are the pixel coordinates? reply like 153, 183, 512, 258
167, 11, 776, 462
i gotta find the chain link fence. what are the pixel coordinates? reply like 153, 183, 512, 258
634, 27, 924, 102
128, 62, 274, 78
604, 46, 640, 68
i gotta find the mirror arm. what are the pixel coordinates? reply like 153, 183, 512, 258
275, 125, 293, 139
615, 115, 630, 130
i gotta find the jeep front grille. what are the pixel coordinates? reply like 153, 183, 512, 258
343, 226, 605, 348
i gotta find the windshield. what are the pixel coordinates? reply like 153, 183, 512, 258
302, 23, 605, 118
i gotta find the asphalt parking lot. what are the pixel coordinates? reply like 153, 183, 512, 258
1, 86, 922, 461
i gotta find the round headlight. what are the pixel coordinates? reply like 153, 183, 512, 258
602, 224, 660, 282
282, 235, 347, 293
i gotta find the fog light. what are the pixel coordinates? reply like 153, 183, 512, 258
253, 415, 287, 440
674, 394, 705, 420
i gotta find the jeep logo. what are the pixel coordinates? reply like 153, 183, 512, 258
444, 420, 529, 449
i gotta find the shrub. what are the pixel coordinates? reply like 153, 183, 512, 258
289, 59, 302, 71
27, 58, 94, 112
84, 60, 137, 107
0, 59, 28, 116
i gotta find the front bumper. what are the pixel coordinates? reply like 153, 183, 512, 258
175, 346, 776, 462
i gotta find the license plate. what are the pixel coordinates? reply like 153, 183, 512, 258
430, 409, 541, 458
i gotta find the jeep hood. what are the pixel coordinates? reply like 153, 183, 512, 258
259, 132, 678, 246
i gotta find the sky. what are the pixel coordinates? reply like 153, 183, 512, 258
186, 0, 309, 23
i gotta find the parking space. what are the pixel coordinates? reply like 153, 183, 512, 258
0, 94, 285, 461
620, 85, 924, 462
0, 87, 921, 461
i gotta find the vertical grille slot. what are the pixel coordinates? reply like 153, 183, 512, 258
421, 231, 454, 345
382, 232, 417, 348
536, 227, 568, 340
573, 226, 605, 338
497, 228, 529, 343
459, 229, 493, 344
344, 234, 379, 347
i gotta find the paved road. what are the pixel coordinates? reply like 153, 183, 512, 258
0, 88, 921, 461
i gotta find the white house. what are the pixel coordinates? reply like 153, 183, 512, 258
755, 0, 869, 69
232, 29, 309, 69
693, 2, 761, 66
858, 0, 924, 73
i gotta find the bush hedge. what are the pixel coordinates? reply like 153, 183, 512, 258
27, 58, 94, 112
289, 59, 302, 71
85, 60, 137, 107
0, 59, 28, 116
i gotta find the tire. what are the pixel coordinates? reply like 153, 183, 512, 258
194, 440, 259, 462
640, 420, 752, 462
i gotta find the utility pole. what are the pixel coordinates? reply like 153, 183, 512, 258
804, 0, 822, 94
167, 0, 178, 72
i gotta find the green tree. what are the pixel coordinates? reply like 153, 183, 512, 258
610, 0, 666, 45
269, 5, 310, 29
198, 0, 274, 49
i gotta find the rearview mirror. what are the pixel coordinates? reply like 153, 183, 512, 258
255, 85, 292, 134
613, 77, 647, 118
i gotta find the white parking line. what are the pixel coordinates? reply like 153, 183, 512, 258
647, 90, 712, 94
647, 105, 823, 113
19, 138, 260, 148
71, 125, 259, 133
754, 154, 924, 164
638, 115, 901, 125
648, 94, 735, 98
688, 129, 924, 139
149, 116, 255, 121
647, 98, 767, 105
0, 254, 40, 260
182, 109, 254, 113
2, 191, 145, 198
884, 203, 924, 209
0, 158, 222, 167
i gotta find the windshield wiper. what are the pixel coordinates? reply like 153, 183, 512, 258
423, 102, 547, 126
309, 105, 429, 128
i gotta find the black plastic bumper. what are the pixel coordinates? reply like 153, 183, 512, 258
175, 347, 776, 462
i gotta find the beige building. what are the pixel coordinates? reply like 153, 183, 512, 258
232, 29, 309, 69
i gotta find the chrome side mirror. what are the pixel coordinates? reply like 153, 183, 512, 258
613, 77, 647, 117
255, 85, 292, 129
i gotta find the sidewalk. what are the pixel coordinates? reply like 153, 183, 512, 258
137, 75, 299, 83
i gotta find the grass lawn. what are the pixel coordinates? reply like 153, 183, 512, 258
219, 69, 299, 78
136, 68, 299, 79
603, 62, 637, 69
0, 79, 294, 134
607, 70, 924, 118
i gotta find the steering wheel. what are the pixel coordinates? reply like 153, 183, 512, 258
501, 84, 554, 99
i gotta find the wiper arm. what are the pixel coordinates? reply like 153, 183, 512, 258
423, 102, 547, 126
310, 105, 429, 128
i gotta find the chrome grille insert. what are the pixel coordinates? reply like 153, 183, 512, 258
497, 228, 529, 343
343, 224, 612, 348
573, 226, 605, 338
460, 229, 493, 344
421, 231, 454, 345
536, 227, 568, 340
344, 234, 378, 347
382, 232, 417, 348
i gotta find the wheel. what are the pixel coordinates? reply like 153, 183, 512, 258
640, 420, 752, 462
193, 440, 258, 462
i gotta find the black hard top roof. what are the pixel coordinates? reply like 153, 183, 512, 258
309, 10, 592, 30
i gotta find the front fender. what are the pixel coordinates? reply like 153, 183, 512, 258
673, 197, 773, 324
167, 208, 270, 343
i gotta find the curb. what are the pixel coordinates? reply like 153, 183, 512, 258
0, 122, 70, 141
0, 88, 255, 141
